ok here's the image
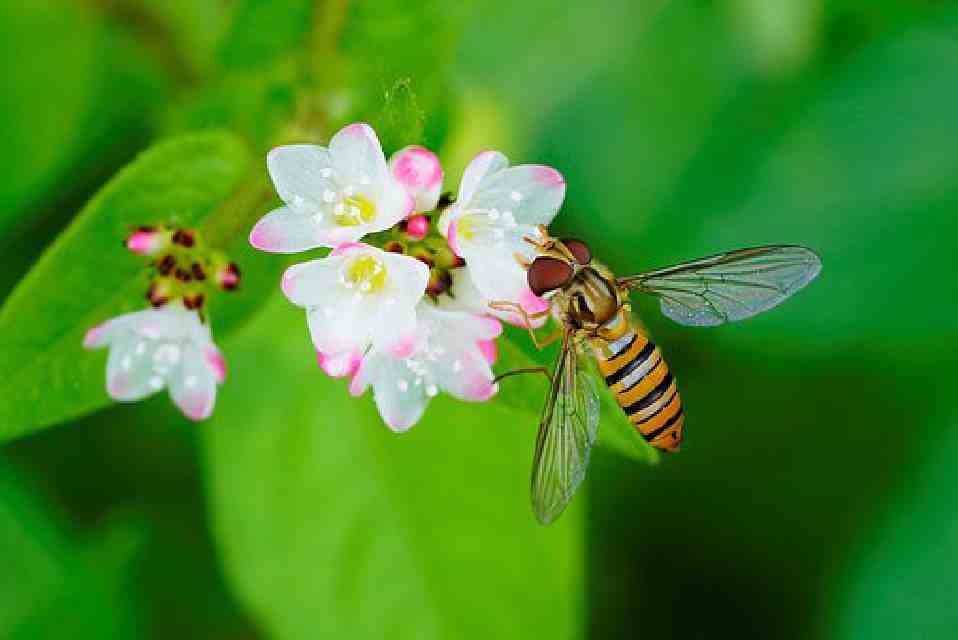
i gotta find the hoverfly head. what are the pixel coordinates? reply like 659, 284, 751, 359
559, 238, 592, 265
527, 255, 574, 297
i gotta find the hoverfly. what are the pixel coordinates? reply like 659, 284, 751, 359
491, 228, 821, 524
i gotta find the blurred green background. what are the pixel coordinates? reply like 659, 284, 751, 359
1, 1, 956, 638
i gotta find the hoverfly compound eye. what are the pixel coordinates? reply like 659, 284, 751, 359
562, 239, 592, 265
528, 257, 574, 297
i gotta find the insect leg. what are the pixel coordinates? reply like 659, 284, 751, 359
493, 367, 552, 385
488, 300, 555, 349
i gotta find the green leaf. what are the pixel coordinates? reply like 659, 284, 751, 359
670, 10, 958, 352
830, 387, 958, 639
0, 461, 142, 639
532, 6, 958, 356
0, 132, 252, 442
0, 0, 166, 242
202, 295, 584, 640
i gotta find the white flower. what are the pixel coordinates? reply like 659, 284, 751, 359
281, 243, 429, 357
389, 145, 443, 213
349, 303, 501, 432
439, 267, 548, 329
439, 150, 565, 312
83, 305, 225, 421
250, 123, 414, 252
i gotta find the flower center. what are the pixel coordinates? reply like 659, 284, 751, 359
333, 193, 377, 227
456, 213, 483, 241
343, 254, 387, 294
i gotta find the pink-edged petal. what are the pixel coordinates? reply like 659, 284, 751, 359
440, 348, 497, 402
83, 324, 109, 349
460, 376, 497, 402
468, 164, 566, 227
329, 123, 388, 187
169, 348, 217, 421
446, 219, 462, 256
371, 371, 429, 433
369, 302, 418, 354
316, 348, 362, 379
478, 339, 498, 365
387, 333, 418, 359
205, 346, 227, 383
519, 287, 549, 314
389, 145, 443, 212
280, 254, 349, 307
250, 206, 324, 254
458, 150, 509, 205
330, 242, 366, 257
348, 358, 369, 397
477, 315, 503, 340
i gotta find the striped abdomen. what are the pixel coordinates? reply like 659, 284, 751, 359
594, 330, 684, 452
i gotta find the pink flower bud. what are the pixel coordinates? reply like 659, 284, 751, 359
215, 262, 241, 291
389, 146, 443, 213
126, 227, 168, 256
405, 214, 429, 241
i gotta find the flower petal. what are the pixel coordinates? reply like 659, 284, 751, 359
381, 251, 430, 309
368, 357, 430, 432
250, 205, 325, 253
329, 123, 388, 189
441, 350, 497, 402
266, 144, 335, 207
83, 311, 143, 349
169, 346, 217, 421
458, 150, 509, 206
376, 174, 416, 229
459, 240, 529, 304
468, 164, 565, 227
440, 268, 547, 328
306, 295, 377, 354
106, 334, 165, 401
316, 348, 362, 378
281, 254, 347, 307
478, 339, 498, 365
205, 345, 227, 383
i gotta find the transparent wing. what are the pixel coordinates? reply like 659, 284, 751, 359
618, 245, 821, 327
530, 333, 601, 525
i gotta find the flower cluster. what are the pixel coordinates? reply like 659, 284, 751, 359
83, 227, 240, 420
251, 122, 565, 431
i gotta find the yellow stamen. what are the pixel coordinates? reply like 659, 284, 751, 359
457, 214, 481, 240
344, 254, 387, 293
334, 194, 377, 226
